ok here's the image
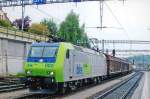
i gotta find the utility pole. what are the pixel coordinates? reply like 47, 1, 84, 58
99, 0, 104, 30
102, 39, 104, 53
21, 0, 25, 31
142, 55, 144, 68
5, 50, 8, 75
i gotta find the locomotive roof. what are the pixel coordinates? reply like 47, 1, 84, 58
105, 54, 130, 64
31, 42, 104, 56
31, 42, 60, 46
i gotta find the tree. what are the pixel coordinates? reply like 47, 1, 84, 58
58, 11, 90, 47
41, 19, 57, 36
0, 19, 12, 27
13, 16, 31, 31
28, 23, 49, 35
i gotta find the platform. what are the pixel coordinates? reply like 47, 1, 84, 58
132, 71, 150, 99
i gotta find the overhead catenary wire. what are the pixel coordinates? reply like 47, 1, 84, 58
104, 2, 134, 57
30, 5, 61, 22
86, 1, 126, 30
104, 2, 124, 29
104, 2, 130, 40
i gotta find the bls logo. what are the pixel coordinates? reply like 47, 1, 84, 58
76, 64, 83, 75
33, 0, 46, 4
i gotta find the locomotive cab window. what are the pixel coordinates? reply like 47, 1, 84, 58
29, 47, 43, 57
29, 46, 58, 57
43, 47, 58, 57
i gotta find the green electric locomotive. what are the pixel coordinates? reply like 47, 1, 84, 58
24, 42, 107, 93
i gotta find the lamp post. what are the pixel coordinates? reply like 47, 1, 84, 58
21, 0, 25, 31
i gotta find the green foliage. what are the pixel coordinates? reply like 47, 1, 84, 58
28, 11, 90, 48
0, 19, 12, 27
58, 11, 90, 47
41, 19, 57, 36
28, 23, 49, 35
16, 72, 26, 77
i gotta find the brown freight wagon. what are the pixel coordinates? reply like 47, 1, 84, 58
105, 54, 131, 76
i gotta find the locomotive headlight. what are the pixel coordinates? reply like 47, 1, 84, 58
27, 70, 32, 75
50, 72, 54, 76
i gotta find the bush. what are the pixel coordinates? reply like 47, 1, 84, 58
0, 20, 12, 27
28, 23, 49, 35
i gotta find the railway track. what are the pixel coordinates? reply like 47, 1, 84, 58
0, 79, 26, 93
12, 93, 53, 99
93, 72, 143, 99
11, 73, 134, 99
0, 83, 26, 93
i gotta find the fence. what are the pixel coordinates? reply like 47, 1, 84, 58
0, 26, 49, 42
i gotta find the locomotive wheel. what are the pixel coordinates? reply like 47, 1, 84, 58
94, 78, 97, 84
59, 87, 66, 95
57, 83, 68, 95
97, 77, 101, 84
71, 85, 77, 91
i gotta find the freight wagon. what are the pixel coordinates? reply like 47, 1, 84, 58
105, 54, 132, 76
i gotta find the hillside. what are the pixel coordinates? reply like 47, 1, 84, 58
128, 55, 150, 64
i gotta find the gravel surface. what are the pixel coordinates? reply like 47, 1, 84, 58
0, 89, 29, 99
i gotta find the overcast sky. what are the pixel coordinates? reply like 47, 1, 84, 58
2, 0, 150, 56
3, 0, 150, 41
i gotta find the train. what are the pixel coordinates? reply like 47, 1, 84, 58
24, 42, 132, 94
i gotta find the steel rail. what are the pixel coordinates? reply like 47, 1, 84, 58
13, 93, 51, 99
120, 73, 143, 99
95, 72, 143, 99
